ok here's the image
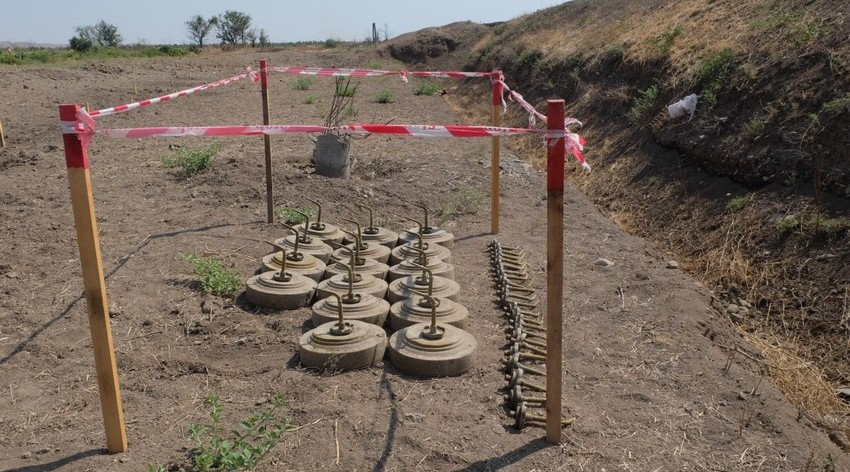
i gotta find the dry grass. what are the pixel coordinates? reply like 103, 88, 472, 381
745, 331, 850, 434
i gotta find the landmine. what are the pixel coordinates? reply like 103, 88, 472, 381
388, 292, 476, 377
311, 264, 390, 327
299, 293, 387, 371
261, 224, 326, 282
246, 241, 317, 309
317, 248, 388, 300
275, 213, 334, 263
323, 229, 390, 280
355, 204, 398, 249
295, 198, 345, 244
398, 205, 455, 249
387, 247, 455, 282
389, 265, 468, 330
331, 219, 391, 264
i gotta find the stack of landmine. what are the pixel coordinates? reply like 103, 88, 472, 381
246, 204, 476, 376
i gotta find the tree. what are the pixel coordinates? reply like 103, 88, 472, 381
216, 10, 252, 46
185, 15, 217, 49
258, 29, 270, 48
94, 20, 122, 46
71, 20, 121, 48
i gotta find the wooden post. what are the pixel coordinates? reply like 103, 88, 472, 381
59, 104, 128, 453
260, 59, 274, 223
490, 70, 503, 235
0, 117, 6, 148
545, 99, 565, 444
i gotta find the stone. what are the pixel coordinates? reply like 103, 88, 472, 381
828, 430, 850, 450
837, 388, 850, 401
738, 299, 752, 309
404, 412, 426, 423
726, 303, 740, 314
594, 258, 614, 267
666, 260, 679, 269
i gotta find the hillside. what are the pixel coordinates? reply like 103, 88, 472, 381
382, 0, 850, 448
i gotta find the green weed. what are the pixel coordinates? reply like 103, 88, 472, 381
437, 187, 484, 223
628, 84, 659, 123
181, 252, 242, 298
726, 194, 755, 212
374, 89, 395, 104
652, 25, 683, 56
777, 215, 801, 233
822, 94, 850, 115
188, 393, 292, 472
304, 93, 318, 105
275, 206, 313, 224
162, 142, 220, 176
413, 81, 441, 96
336, 81, 357, 97
744, 117, 766, 139
697, 49, 736, 88
291, 77, 314, 90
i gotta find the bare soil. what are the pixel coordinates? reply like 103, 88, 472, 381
1, 46, 848, 471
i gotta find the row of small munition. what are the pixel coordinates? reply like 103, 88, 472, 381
489, 240, 573, 430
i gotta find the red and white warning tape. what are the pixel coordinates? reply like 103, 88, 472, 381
266, 66, 494, 82
88, 68, 258, 118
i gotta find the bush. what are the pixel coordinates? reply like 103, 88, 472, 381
69, 36, 94, 52
374, 90, 395, 103
628, 84, 658, 123
162, 142, 220, 176
413, 81, 441, 96
304, 94, 318, 105
291, 77, 313, 90
181, 252, 242, 298
275, 206, 313, 224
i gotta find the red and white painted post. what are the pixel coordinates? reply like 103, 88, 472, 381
490, 69, 503, 235
260, 59, 274, 223
545, 99, 565, 444
59, 104, 128, 454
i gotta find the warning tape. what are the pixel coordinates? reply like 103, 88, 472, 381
88, 68, 257, 118
266, 66, 495, 82
62, 119, 556, 140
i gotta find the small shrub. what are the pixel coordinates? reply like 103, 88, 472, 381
162, 142, 220, 176
744, 117, 766, 139
304, 93, 318, 105
158, 45, 189, 56
413, 81, 441, 96
696, 49, 736, 89
323, 38, 338, 48
189, 393, 292, 472
628, 84, 659, 123
652, 25, 683, 56
374, 90, 395, 103
777, 215, 801, 233
806, 215, 850, 236
291, 77, 313, 90
275, 206, 313, 224
726, 194, 755, 212
181, 252, 241, 298
822, 94, 850, 115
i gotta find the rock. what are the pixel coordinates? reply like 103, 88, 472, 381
726, 303, 740, 314
829, 430, 850, 450
6, 271, 19, 279
108, 302, 122, 318
665, 260, 679, 269
738, 299, 752, 309
404, 412, 425, 423
594, 258, 614, 267
837, 388, 850, 401
20, 452, 31, 460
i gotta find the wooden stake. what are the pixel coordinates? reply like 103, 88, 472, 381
545, 99, 565, 445
59, 104, 128, 453
260, 59, 274, 223
490, 70, 503, 235
0, 118, 5, 148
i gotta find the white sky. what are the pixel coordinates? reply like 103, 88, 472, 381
1, 0, 564, 45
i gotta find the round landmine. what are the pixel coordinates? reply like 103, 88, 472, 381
261, 251, 326, 282
388, 257, 454, 282
296, 221, 344, 245
246, 270, 317, 309
299, 294, 387, 371
332, 241, 391, 264
275, 234, 333, 263
361, 226, 399, 249
390, 241, 452, 265
389, 295, 469, 330
311, 292, 390, 327
399, 226, 455, 249
388, 322, 476, 377
387, 273, 460, 304
317, 273, 388, 300
323, 257, 389, 281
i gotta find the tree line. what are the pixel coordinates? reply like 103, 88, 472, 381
69, 11, 267, 52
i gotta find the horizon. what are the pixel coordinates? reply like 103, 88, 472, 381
1, 0, 563, 47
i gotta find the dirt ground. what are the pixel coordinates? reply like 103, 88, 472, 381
1, 47, 848, 471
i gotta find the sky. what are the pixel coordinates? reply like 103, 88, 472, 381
1, 0, 564, 46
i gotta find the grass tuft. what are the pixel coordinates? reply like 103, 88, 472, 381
628, 84, 658, 123
181, 252, 242, 298
291, 77, 314, 90
374, 89, 395, 104
413, 81, 441, 96
275, 206, 313, 224
162, 142, 220, 176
